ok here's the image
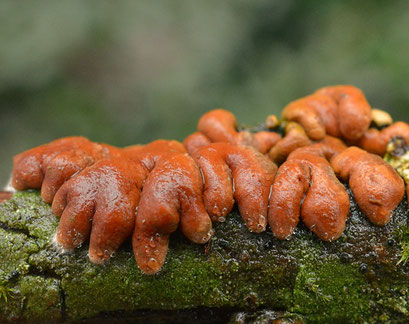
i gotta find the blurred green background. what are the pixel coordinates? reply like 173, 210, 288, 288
1, 0, 409, 186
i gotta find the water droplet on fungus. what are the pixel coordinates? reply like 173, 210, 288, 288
148, 258, 158, 270
149, 237, 156, 248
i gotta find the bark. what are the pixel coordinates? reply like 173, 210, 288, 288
0, 190, 408, 323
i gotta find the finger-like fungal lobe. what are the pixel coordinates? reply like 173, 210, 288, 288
252, 131, 282, 156
268, 145, 350, 241
315, 136, 348, 159
291, 136, 347, 161
197, 109, 253, 145
282, 94, 336, 141
331, 147, 405, 225
123, 139, 187, 171
132, 153, 212, 274
183, 132, 212, 155
12, 136, 122, 204
188, 109, 281, 154
356, 122, 409, 156
282, 85, 372, 141
52, 157, 148, 264
315, 85, 372, 140
268, 122, 312, 164
193, 143, 277, 232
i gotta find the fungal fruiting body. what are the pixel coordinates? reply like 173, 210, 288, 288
10, 84, 409, 274
183, 132, 212, 156
267, 122, 312, 164
52, 157, 148, 263
331, 147, 405, 225
268, 136, 405, 240
51, 140, 214, 274
268, 143, 350, 241
11, 137, 276, 274
184, 109, 281, 155
356, 122, 409, 156
131, 152, 212, 274
12, 136, 122, 204
294, 137, 405, 227
282, 85, 372, 141
193, 143, 277, 232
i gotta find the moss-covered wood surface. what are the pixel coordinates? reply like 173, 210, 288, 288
0, 190, 409, 323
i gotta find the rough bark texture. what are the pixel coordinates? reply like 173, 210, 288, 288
0, 190, 409, 323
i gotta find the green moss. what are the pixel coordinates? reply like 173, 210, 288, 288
59, 248, 226, 319
384, 140, 409, 265
394, 224, 409, 266
293, 262, 369, 322
20, 276, 62, 322
0, 282, 14, 303
0, 227, 38, 281
1, 191, 409, 322
0, 191, 59, 247
0, 275, 61, 322
0, 225, 41, 320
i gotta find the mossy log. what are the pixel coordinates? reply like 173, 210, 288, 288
0, 191, 409, 323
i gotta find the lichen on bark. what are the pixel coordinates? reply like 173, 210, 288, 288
0, 190, 409, 323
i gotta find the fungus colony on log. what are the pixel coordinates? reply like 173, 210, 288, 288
10, 85, 409, 274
